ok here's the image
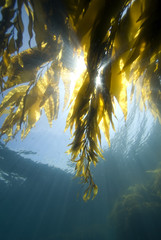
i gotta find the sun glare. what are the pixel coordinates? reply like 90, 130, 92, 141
70, 55, 86, 91
96, 75, 102, 88
96, 63, 109, 88
96, 66, 104, 88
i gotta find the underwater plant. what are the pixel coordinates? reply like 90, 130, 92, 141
0, 0, 161, 200
110, 169, 161, 240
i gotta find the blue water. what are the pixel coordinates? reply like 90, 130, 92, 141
0, 113, 161, 240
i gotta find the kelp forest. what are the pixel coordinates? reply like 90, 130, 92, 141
0, 0, 161, 201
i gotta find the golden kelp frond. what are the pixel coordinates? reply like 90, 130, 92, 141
106, 0, 161, 121
65, 0, 161, 199
41, 63, 60, 127
1, 41, 62, 91
0, 85, 29, 114
134, 51, 161, 122
0, 85, 29, 141
66, 67, 117, 197
21, 62, 61, 137
65, 0, 128, 198
118, 0, 161, 121
0, 58, 62, 140
0, 0, 24, 57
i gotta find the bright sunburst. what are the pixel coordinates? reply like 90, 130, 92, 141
70, 55, 87, 91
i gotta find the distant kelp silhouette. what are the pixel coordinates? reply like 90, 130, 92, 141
111, 168, 161, 240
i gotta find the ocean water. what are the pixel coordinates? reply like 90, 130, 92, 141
0, 107, 161, 240
1, 1, 161, 239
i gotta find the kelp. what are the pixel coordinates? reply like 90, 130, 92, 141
0, 0, 161, 200
111, 169, 161, 239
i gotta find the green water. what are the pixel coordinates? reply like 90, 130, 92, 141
0, 118, 161, 240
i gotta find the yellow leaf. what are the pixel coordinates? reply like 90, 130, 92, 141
3, 50, 10, 68
76, 0, 106, 42
0, 85, 28, 112
18, 55, 24, 68
83, 186, 91, 202
110, 58, 128, 120
44, 97, 55, 127
92, 184, 98, 200
8, 37, 15, 54
99, 112, 110, 146
0, 108, 10, 117
22, 101, 41, 138
3, 0, 12, 8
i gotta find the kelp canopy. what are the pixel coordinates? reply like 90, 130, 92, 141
0, 0, 161, 200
